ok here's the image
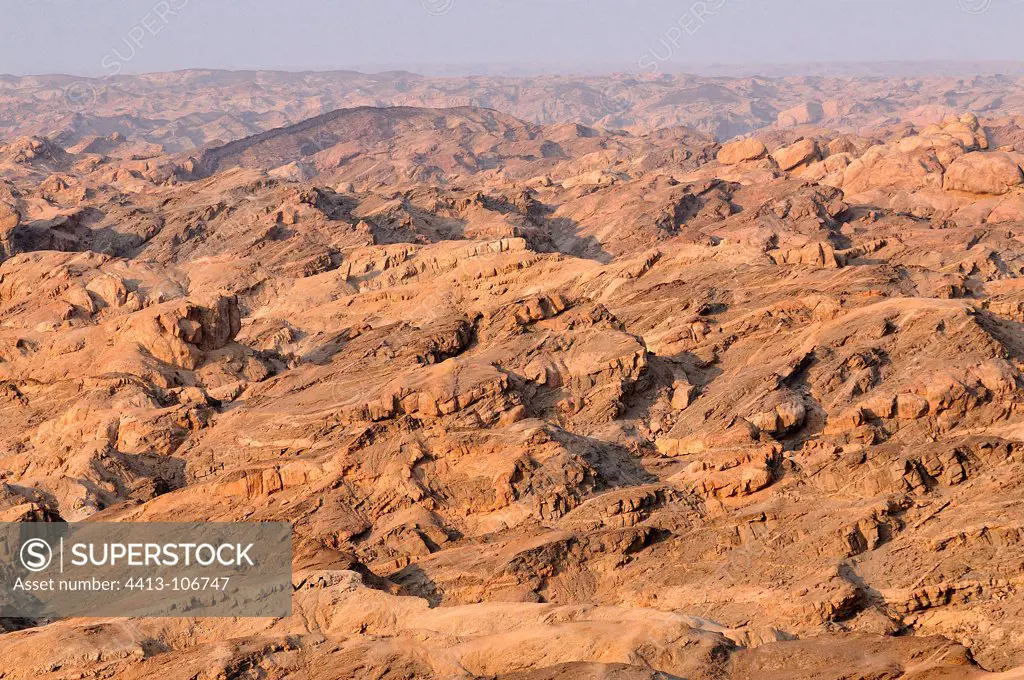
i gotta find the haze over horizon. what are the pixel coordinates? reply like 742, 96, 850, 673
2, 0, 1024, 78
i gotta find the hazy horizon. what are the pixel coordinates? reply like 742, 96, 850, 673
2, 0, 1023, 78
12, 60, 1024, 80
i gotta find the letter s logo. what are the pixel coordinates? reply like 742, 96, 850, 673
20, 538, 53, 572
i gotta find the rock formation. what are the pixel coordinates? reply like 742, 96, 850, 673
0, 71, 1023, 678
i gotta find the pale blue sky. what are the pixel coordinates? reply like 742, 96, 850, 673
1, 0, 1022, 76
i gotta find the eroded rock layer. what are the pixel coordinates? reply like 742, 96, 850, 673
0, 72, 1024, 679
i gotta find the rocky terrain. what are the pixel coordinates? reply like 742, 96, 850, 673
1, 69, 1024, 678
6, 69, 1024, 148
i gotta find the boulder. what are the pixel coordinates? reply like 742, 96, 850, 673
777, 102, 824, 128
943, 151, 1024, 195
896, 133, 966, 167
85, 273, 128, 309
773, 139, 820, 171
670, 379, 696, 410
718, 138, 767, 165
798, 153, 852, 186
128, 292, 242, 369
0, 201, 19, 232
185, 292, 242, 351
827, 136, 859, 156
843, 146, 945, 196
